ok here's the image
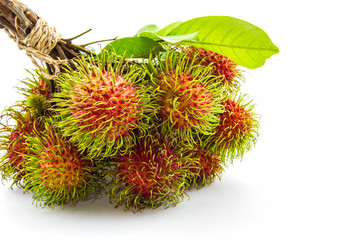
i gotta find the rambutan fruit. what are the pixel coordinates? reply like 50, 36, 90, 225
205, 95, 259, 161
52, 56, 155, 158
20, 70, 52, 98
147, 50, 225, 141
19, 70, 52, 115
26, 94, 50, 115
187, 144, 224, 188
106, 133, 190, 211
0, 106, 43, 186
22, 121, 101, 207
186, 47, 243, 86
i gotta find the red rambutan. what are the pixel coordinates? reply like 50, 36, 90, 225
147, 50, 225, 140
187, 47, 243, 86
23, 122, 101, 207
187, 145, 224, 188
106, 134, 189, 211
205, 95, 259, 160
0, 106, 43, 186
158, 71, 214, 129
53, 56, 155, 157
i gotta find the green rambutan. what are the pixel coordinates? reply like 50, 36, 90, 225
23, 121, 101, 207
19, 70, 52, 115
106, 133, 190, 211
0, 106, 43, 186
186, 47, 243, 86
147, 50, 225, 140
52, 56, 155, 158
205, 95, 259, 161
26, 94, 50, 115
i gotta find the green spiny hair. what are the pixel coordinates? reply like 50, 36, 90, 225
146, 49, 226, 144
26, 94, 50, 115
52, 55, 156, 158
22, 120, 102, 208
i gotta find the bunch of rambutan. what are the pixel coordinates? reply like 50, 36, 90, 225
0, 46, 259, 211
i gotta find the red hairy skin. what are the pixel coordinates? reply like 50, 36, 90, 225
23, 123, 101, 207
53, 58, 154, 158
216, 100, 253, 142
32, 77, 52, 98
147, 50, 226, 142
37, 137, 91, 192
206, 98, 259, 160
157, 71, 214, 131
0, 108, 43, 185
187, 146, 223, 188
71, 72, 141, 139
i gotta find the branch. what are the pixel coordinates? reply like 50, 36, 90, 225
0, 0, 89, 65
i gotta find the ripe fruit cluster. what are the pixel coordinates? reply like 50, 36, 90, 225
0, 46, 259, 211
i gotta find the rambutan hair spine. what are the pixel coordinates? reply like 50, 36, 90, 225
145, 49, 227, 144
51, 54, 157, 158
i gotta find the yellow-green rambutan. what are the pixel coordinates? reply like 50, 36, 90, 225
106, 133, 190, 211
52, 56, 156, 158
22, 121, 101, 207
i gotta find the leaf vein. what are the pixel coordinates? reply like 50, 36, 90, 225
182, 40, 279, 52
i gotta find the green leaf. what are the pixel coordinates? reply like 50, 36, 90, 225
168, 16, 279, 69
139, 31, 198, 43
136, 24, 159, 35
156, 21, 183, 36
103, 37, 163, 58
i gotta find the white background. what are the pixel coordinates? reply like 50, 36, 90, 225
1, 0, 359, 239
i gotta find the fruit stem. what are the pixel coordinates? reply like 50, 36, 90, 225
81, 37, 118, 47
59, 40, 93, 56
62, 29, 92, 41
